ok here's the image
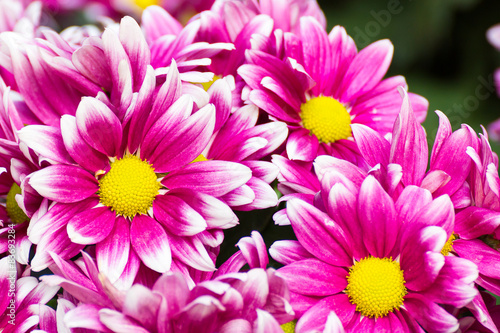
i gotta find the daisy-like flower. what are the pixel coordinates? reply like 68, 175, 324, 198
41, 231, 293, 333
271, 167, 478, 332
20, 60, 252, 282
351, 88, 475, 206
0, 257, 60, 332
238, 18, 428, 163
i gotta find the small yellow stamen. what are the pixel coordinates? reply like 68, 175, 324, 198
441, 234, 457, 256
281, 320, 296, 333
345, 256, 407, 318
300, 96, 352, 143
98, 155, 161, 218
6, 183, 28, 224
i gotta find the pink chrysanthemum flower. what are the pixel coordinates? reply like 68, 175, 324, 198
271, 168, 478, 332
41, 231, 293, 333
0, 257, 60, 332
238, 18, 428, 163
20, 60, 252, 280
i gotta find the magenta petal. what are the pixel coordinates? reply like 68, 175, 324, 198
455, 207, 500, 239
286, 198, 352, 267
286, 128, 319, 162
67, 207, 116, 245
168, 188, 238, 229
18, 125, 75, 165
161, 161, 252, 197
254, 309, 283, 333
269, 240, 313, 265
167, 233, 215, 271
153, 194, 207, 236
148, 104, 215, 173
358, 176, 398, 257
122, 284, 161, 331
390, 88, 428, 186
76, 97, 122, 157
130, 215, 171, 273
119, 16, 150, 91
351, 123, 390, 167
340, 39, 394, 102
394, 185, 432, 224
99, 309, 150, 333
296, 294, 356, 333
400, 226, 446, 291
454, 239, 500, 280
404, 293, 459, 333
60, 115, 109, 172
65, 304, 112, 332
278, 259, 347, 296
96, 216, 130, 283
29, 165, 98, 203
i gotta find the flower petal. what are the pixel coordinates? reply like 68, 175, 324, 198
130, 215, 171, 273
29, 165, 98, 203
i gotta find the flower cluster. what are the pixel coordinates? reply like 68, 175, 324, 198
0, 0, 499, 332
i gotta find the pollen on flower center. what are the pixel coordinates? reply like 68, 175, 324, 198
300, 96, 352, 143
98, 155, 161, 218
6, 183, 29, 224
345, 256, 407, 318
280, 320, 296, 333
441, 234, 457, 256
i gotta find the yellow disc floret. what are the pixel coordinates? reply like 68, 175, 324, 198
441, 234, 457, 256
98, 155, 161, 218
191, 154, 208, 163
201, 75, 221, 91
345, 256, 407, 318
281, 320, 296, 333
300, 96, 352, 143
134, 0, 159, 10
6, 183, 29, 224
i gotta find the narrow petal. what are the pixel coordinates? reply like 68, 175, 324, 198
358, 176, 398, 257
161, 161, 252, 197
389, 88, 428, 186
278, 259, 348, 296
67, 207, 116, 245
340, 39, 394, 102
29, 165, 98, 203
96, 216, 130, 284
404, 293, 459, 333
76, 97, 122, 157
153, 194, 207, 236
130, 215, 171, 273
18, 125, 75, 165
287, 198, 352, 267
99, 309, 150, 333
65, 304, 112, 331
286, 128, 319, 162
60, 115, 109, 172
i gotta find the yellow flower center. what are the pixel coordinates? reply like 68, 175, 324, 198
201, 75, 221, 91
98, 155, 161, 218
6, 183, 29, 224
191, 154, 208, 163
345, 256, 407, 318
441, 234, 457, 256
134, 0, 159, 10
300, 96, 352, 143
281, 320, 296, 333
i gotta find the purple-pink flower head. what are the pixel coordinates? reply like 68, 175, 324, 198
20, 60, 252, 281
271, 169, 478, 332
238, 18, 428, 163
